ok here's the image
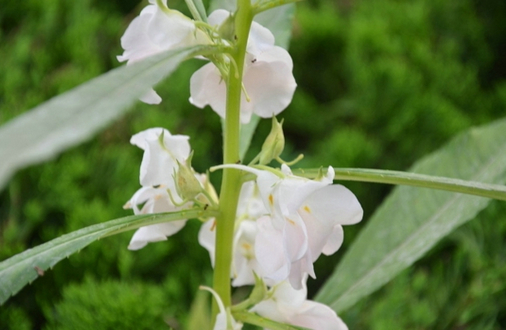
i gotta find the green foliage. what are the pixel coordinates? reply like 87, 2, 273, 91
43, 277, 171, 330
316, 117, 506, 312
0, 0, 505, 329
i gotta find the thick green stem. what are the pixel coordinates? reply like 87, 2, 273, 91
212, 0, 254, 320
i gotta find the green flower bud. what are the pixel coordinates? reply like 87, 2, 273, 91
174, 153, 203, 201
259, 117, 285, 165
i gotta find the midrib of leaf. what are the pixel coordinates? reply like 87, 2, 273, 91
326, 133, 506, 312
0, 209, 219, 304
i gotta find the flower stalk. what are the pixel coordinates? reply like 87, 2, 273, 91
212, 0, 254, 320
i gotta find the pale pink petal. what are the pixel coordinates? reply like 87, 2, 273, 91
291, 301, 348, 330
255, 216, 291, 282
198, 218, 217, 266
304, 184, 363, 227
147, 9, 197, 49
242, 47, 296, 119
247, 21, 275, 55
322, 225, 344, 256
189, 62, 227, 118
207, 9, 231, 26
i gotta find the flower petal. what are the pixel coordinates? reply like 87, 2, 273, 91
290, 301, 348, 330
128, 221, 186, 250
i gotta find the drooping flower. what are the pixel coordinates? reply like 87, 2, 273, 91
213, 164, 363, 289
130, 127, 190, 188
250, 280, 348, 330
117, 0, 209, 104
124, 127, 199, 250
189, 10, 297, 124
124, 186, 186, 250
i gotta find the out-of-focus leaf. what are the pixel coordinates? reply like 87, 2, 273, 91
316, 117, 506, 313
0, 45, 213, 191
187, 291, 212, 330
0, 208, 219, 305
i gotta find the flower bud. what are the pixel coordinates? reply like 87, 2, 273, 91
174, 153, 203, 201
248, 273, 268, 306
259, 117, 285, 165
217, 12, 236, 42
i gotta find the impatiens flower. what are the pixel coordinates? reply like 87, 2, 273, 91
117, 0, 209, 104
214, 164, 363, 289
124, 127, 200, 250
199, 182, 268, 286
250, 280, 348, 330
189, 10, 297, 124
124, 185, 186, 250
130, 127, 190, 188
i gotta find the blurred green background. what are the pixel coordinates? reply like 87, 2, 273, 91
1, 0, 506, 329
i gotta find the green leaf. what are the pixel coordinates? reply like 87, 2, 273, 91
315, 117, 506, 313
187, 291, 212, 330
184, 0, 208, 22
0, 45, 214, 191
0, 208, 219, 305
293, 168, 506, 201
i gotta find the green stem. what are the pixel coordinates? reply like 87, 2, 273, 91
293, 167, 506, 201
212, 0, 254, 320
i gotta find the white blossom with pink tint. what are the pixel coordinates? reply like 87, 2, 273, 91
189, 10, 297, 124
251, 280, 348, 330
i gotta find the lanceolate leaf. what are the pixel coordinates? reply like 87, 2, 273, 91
0, 209, 219, 305
0, 45, 214, 191
316, 117, 506, 313
293, 168, 506, 201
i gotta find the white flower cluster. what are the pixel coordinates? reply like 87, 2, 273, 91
117, 1, 296, 124
199, 165, 362, 329
120, 2, 362, 329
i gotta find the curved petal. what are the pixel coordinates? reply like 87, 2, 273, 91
189, 63, 227, 118
139, 88, 162, 104
207, 9, 231, 26
128, 220, 186, 250
247, 21, 276, 56
198, 218, 217, 266
290, 301, 348, 330
147, 8, 197, 49
255, 216, 291, 282
304, 184, 363, 226
322, 225, 344, 256
242, 49, 296, 119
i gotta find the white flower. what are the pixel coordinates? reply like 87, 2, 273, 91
124, 127, 194, 250
199, 182, 268, 286
189, 10, 297, 124
124, 186, 186, 250
250, 280, 348, 330
130, 127, 190, 188
117, 0, 209, 104
214, 164, 363, 288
